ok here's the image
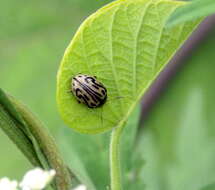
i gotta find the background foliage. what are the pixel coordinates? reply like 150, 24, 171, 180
140, 27, 215, 190
0, 0, 113, 180
168, 0, 215, 26
1, 0, 215, 190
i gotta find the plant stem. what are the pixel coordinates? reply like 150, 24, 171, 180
9, 96, 72, 190
110, 124, 124, 190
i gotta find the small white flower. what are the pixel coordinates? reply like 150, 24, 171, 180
0, 177, 18, 190
73, 185, 87, 190
19, 168, 56, 190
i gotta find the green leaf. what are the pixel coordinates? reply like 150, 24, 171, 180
201, 183, 215, 190
0, 89, 52, 171
168, 0, 214, 26
57, 0, 201, 134
139, 34, 215, 190
120, 105, 145, 189
0, 89, 42, 167
0, 89, 72, 190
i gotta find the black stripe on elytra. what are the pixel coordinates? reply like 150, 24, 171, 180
92, 84, 99, 89
101, 89, 106, 95
74, 77, 107, 107
75, 88, 89, 106
83, 94, 90, 101
76, 87, 107, 108
85, 77, 106, 89
74, 78, 105, 99
76, 88, 101, 108
90, 102, 96, 107
85, 80, 107, 98
82, 85, 101, 103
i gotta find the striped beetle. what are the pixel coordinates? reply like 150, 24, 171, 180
71, 74, 107, 108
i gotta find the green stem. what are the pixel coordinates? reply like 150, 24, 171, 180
110, 124, 124, 190
10, 97, 72, 190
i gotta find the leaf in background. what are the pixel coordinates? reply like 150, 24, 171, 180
168, 0, 215, 26
57, 0, 201, 134
0, 88, 42, 167
0, 89, 72, 190
0, 0, 114, 181
201, 183, 215, 190
141, 88, 215, 190
57, 104, 141, 190
120, 105, 145, 189
0, 89, 52, 171
138, 34, 215, 190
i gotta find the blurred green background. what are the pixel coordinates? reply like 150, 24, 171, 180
0, 0, 112, 180
1, 0, 215, 190
140, 27, 215, 190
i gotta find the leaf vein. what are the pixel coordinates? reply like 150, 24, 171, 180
152, 3, 165, 74
132, 1, 152, 96
109, 7, 123, 115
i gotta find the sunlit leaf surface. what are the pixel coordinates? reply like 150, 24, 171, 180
57, 0, 200, 133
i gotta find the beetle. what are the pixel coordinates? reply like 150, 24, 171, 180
71, 74, 107, 108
